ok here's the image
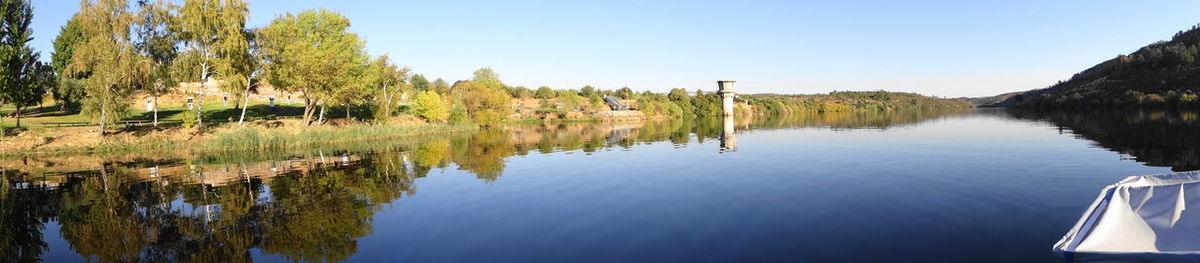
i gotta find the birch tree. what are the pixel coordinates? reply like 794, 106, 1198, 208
133, 0, 178, 127
359, 55, 409, 121
198, 0, 258, 125
176, 0, 248, 128
70, 0, 149, 136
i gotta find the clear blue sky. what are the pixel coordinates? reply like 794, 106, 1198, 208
28, 0, 1200, 97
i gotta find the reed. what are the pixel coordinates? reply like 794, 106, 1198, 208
208, 123, 477, 152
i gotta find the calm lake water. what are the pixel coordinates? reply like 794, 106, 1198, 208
2, 108, 1197, 262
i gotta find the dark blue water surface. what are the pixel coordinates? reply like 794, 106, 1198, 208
3, 109, 1197, 262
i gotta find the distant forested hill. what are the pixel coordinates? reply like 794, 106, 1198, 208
988, 25, 1200, 110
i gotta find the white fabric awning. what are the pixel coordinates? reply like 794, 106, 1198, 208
1054, 171, 1200, 262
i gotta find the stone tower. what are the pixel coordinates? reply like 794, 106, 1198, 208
717, 80, 736, 116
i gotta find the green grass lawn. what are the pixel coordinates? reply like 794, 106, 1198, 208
0, 100, 314, 129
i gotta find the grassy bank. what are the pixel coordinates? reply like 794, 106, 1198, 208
2, 121, 477, 158
208, 122, 477, 152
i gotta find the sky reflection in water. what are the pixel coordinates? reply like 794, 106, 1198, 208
2, 109, 1197, 262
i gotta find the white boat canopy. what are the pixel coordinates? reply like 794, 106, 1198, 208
1054, 171, 1200, 262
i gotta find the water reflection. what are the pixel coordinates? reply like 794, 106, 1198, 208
1009, 110, 1200, 171
0, 109, 969, 262
721, 115, 738, 153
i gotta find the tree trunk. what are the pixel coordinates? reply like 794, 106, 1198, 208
345, 105, 351, 120
153, 83, 161, 127
99, 163, 109, 193
384, 85, 394, 118
196, 62, 208, 128
153, 97, 159, 127
14, 107, 21, 127
318, 105, 326, 124
98, 102, 107, 136
303, 98, 315, 126
238, 79, 252, 125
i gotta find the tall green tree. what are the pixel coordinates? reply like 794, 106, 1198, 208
410, 73, 429, 91
580, 85, 596, 97
431, 77, 449, 95
0, 0, 43, 127
51, 14, 86, 111
133, 0, 178, 126
201, 0, 258, 125
258, 9, 367, 125
176, 0, 249, 128
534, 86, 554, 99
71, 0, 149, 135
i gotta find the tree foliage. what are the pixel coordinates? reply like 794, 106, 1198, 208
51, 14, 85, 110
412, 91, 448, 122
410, 73, 429, 91
133, 0, 179, 125
0, 0, 46, 127
457, 81, 512, 127
471, 67, 503, 90
70, 0, 149, 134
534, 86, 554, 99
360, 55, 409, 120
259, 8, 367, 125
174, 0, 252, 127
1012, 24, 1200, 111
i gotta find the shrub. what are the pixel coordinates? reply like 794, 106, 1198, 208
182, 109, 198, 128
558, 90, 583, 110
412, 91, 449, 122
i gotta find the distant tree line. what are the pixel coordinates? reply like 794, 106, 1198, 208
743, 91, 973, 115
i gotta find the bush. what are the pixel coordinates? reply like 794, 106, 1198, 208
182, 109, 198, 128
412, 91, 449, 122
558, 90, 583, 110
580, 85, 596, 97
588, 94, 603, 108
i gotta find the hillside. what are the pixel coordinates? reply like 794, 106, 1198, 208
986, 24, 1200, 109
967, 91, 1027, 107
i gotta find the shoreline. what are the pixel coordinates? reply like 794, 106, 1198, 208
2, 120, 478, 159
0, 115, 676, 159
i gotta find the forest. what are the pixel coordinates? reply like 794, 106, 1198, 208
1009, 24, 1200, 110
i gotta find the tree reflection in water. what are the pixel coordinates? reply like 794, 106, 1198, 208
0, 109, 972, 262
1010, 109, 1200, 171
